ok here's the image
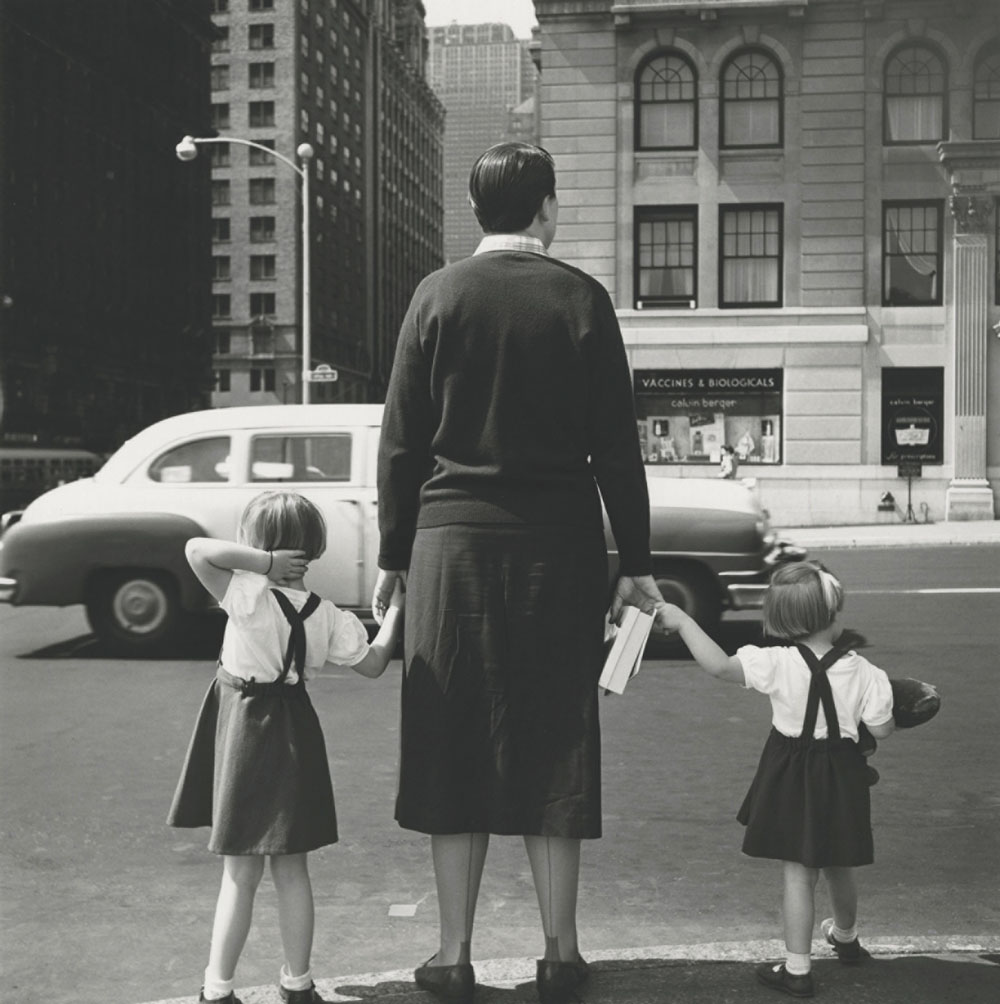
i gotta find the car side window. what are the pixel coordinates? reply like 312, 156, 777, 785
147, 437, 232, 483
250, 433, 352, 482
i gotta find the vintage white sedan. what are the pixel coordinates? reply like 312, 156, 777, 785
0, 404, 803, 654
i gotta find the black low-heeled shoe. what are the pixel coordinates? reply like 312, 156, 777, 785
414, 956, 475, 1004
535, 956, 590, 1004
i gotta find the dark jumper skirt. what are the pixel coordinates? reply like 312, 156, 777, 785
167, 591, 338, 856
737, 644, 874, 868
396, 522, 608, 839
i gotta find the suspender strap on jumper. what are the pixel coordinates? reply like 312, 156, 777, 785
271, 589, 321, 683
794, 643, 844, 741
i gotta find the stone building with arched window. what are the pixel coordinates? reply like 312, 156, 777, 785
532, 0, 999, 525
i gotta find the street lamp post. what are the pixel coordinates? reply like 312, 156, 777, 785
175, 134, 315, 403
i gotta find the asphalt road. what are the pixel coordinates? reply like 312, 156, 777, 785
1, 546, 997, 1004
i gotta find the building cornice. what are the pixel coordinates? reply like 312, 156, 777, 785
937, 140, 1000, 175
532, 1, 613, 20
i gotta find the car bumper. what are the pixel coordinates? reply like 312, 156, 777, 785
722, 538, 807, 610
0, 576, 17, 603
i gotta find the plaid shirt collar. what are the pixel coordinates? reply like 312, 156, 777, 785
474, 233, 549, 257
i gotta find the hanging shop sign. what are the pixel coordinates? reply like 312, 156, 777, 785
634, 368, 783, 466
880, 367, 944, 465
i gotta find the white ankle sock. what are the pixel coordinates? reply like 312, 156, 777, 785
785, 951, 811, 975
202, 970, 233, 1000
280, 965, 313, 991
832, 923, 857, 943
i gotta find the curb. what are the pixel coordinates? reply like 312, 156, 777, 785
778, 523, 1000, 549
137, 935, 1000, 1003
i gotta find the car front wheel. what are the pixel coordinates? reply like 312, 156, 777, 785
85, 570, 181, 656
654, 563, 721, 631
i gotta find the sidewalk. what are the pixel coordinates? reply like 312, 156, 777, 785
140, 937, 1000, 1004
137, 516, 1000, 1004
779, 517, 1000, 549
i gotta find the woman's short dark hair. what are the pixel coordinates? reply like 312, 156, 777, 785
468, 142, 556, 234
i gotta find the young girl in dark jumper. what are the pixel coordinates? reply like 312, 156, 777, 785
654, 561, 895, 999
168, 490, 404, 1004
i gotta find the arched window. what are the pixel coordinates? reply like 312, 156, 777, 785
973, 42, 1000, 140
884, 44, 947, 144
635, 51, 697, 150
720, 49, 782, 148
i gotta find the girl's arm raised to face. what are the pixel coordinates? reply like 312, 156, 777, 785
654, 602, 745, 684
184, 537, 306, 603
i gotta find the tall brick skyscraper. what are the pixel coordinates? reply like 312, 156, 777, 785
427, 22, 539, 262
207, 0, 443, 404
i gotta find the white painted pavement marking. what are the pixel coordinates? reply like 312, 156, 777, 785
852, 587, 1000, 595
388, 891, 432, 917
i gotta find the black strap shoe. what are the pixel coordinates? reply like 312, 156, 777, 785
755, 961, 815, 998
535, 956, 590, 1004
414, 957, 475, 1004
279, 983, 327, 1003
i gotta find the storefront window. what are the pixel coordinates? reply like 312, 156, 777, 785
635, 369, 782, 466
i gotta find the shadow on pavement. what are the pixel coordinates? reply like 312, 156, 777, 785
17, 613, 225, 661
329, 954, 1000, 1003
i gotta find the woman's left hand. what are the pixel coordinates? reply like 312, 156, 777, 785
372, 569, 407, 624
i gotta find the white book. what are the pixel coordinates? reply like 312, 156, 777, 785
599, 606, 654, 694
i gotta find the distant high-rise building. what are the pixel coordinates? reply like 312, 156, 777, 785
207, 0, 443, 405
0, 0, 214, 452
427, 22, 539, 262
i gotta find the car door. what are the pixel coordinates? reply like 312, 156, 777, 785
118, 433, 241, 537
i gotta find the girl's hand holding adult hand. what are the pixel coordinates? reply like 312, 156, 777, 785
373, 569, 406, 624
268, 549, 308, 584
653, 601, 686, 635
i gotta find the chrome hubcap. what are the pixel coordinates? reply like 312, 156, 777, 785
112, 579, 168, 634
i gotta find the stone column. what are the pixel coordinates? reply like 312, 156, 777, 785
938, 139, 1000, 520
944, 191, 995, 520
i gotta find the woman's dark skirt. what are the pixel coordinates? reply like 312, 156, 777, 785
397, 523, 608, 838
737, 727, 874, 868
167, 669, 338, 855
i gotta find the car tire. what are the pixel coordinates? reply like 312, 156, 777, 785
653, 563, 721, 631
85, 570, 181, 656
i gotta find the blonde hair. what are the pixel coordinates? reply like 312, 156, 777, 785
763, 561, 844, 640
237, 490, 327, 560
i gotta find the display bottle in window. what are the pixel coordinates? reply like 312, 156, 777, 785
761, 420, 776, 463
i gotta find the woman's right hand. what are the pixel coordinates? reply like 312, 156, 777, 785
609, 574, 664, 623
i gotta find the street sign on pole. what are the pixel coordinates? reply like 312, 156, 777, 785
305, 364, 338, 383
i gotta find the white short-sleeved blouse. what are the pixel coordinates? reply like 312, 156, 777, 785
736, 644, 894, 741
219, 571, 370, 684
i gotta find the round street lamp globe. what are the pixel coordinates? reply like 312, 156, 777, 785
296, 143, 315, 161
175, 136, 198, 161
